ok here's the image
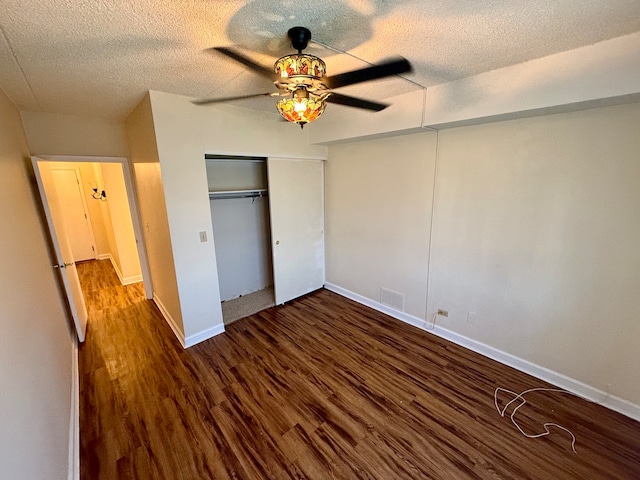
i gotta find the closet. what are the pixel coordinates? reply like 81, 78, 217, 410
206, 155, 274, 324
206, 154, 325, 325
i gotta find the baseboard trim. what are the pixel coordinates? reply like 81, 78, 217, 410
153, 294, 185, 348
121, 274, 143, 286
104, 254, 124, 285
324, 282, 640, 422
99, 255, 142, 286
184, 324, 226, 348
153, 295, 226, 349
68, 335, 79, 480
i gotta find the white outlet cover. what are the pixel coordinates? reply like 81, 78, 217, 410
467, 311, 477, 324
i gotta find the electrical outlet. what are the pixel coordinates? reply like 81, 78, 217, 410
467, 311, 477, 325
437, 309, 449, 317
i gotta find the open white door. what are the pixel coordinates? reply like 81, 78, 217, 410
267, 158, 324, 305
32, 157, 88, 342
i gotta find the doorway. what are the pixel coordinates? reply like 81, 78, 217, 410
206, 155, 275, 324
32, 155, 152, 341
205, 154, 325, 325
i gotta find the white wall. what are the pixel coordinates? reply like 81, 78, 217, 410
0, 89, 74, 478
145, 90, 327, 344
429, 102, 640, 406
206, 159, 267, 191
21, 111, 128, 156
325, 132, 437, 319
311, 32, 640, 144
325, 102, 640, 412
100, 163, 142, 284
210, 196, 273, 301
125, 94, 184, 334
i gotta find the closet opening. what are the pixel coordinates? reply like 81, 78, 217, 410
205, 154, 275, 325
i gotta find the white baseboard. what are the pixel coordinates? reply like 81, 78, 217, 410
121, 274, 143, 286
104, 254, 124, 285
324, 282, 640, 422
153, 294, 226, 349
153, 293, 185, 348
185, 324, 226, 348
68, 335, 79, 480
98, 255, 142, 286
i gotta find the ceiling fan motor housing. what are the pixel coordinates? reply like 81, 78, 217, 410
288, 26, 312, 53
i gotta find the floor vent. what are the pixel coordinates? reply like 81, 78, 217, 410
380, 287, 405, 312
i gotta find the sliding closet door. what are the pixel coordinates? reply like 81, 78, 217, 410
267, 158, 324, 305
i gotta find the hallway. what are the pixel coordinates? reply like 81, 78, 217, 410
77, 259, 176, 478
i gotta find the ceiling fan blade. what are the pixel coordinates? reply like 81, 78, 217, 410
192, 92, 276, 106
325, 92, 388, 111
325, 57, 412, 90
208, 47, 274, 79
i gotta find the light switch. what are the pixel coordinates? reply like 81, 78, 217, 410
199, 231, 207, 242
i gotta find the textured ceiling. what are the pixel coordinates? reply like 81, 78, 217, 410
1, 0, 639, 120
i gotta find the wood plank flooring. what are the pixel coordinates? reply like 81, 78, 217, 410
77, 260, 640, 479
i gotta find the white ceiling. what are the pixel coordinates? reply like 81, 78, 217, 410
1, 0, 639, 120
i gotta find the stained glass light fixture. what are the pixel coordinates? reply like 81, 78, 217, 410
274, 52, 328, 128
193, 27, 413, 129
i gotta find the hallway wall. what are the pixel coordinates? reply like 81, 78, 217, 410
0, 88, 75, 478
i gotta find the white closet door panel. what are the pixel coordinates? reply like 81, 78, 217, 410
268, 158, 324, 305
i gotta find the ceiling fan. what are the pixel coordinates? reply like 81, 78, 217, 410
192, 27, 412, 128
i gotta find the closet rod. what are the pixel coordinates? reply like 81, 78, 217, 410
205, 158, 266, 164
209, 190, 268, 200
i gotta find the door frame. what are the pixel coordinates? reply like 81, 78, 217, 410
33, 155, 153, 299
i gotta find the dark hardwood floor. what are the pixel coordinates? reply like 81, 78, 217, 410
77, 260, 640, 479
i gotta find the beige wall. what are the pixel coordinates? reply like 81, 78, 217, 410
0, 90, 74, 477
21, 111, 128, 156
89, 162, 117, 260
325, 102, 640, 409
125, 94, 183, 332
100, 163, 142, 283
325, 132, 437, 318
96, 163, 121, 266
